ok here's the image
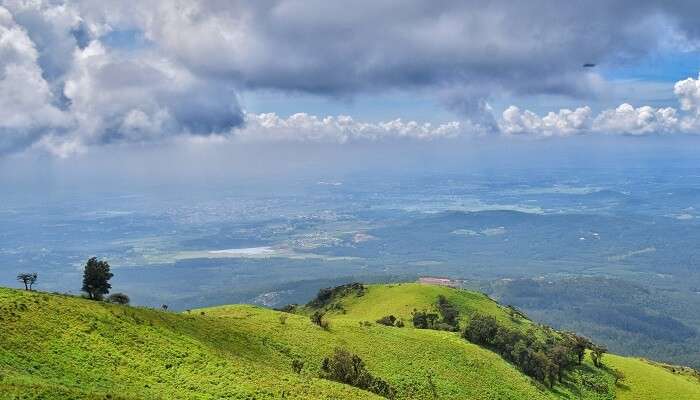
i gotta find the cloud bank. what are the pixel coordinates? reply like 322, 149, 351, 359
4, 1, 700, 156
501, 74, 700, 137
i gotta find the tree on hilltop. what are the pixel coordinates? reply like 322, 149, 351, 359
17, 272, 38, 291
82, 257, 113, 300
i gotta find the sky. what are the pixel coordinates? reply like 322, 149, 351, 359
2, 1, 700, 177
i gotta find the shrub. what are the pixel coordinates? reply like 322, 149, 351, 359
462, 314, 498, 345
395, 319, 405, 328
310, 311, 329, 330
434, 322, 459, 332
275, 304, 298, 313
376, 315, 397, 326
462, 313, 601, 387
291, 359, 304, 374
412, 310, 439, 329
611, 368, 626, 385
278, 314, 288, 324
320, 348, 395, 399
590, 344, 607, 367
106, 293, 130, 305
307, 283, 365, 308
436, 295, 460, 329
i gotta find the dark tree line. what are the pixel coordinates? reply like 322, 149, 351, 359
463, 313, 606, 386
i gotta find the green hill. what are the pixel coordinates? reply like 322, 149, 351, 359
1, 283, 699, 399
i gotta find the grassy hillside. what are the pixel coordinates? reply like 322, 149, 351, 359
1, 284, 699, 399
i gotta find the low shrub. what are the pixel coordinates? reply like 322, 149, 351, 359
106, 293, 130, 305
291, 359, 304, 374
376, 315, 397, 326
310, 311, 330, 330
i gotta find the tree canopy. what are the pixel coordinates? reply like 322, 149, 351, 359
82, 257, 113, 300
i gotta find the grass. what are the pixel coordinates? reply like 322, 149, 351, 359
1, 284, 699, 399
605, 354, 700, 400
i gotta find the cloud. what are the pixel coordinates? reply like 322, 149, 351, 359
5, 1, 700, 155
500, 74, 700, 137
62, 41, 243, 143
0, 6, 69, 154
593, 104, 679, 135
501, 106, 592, 137
236, 113, 463, 143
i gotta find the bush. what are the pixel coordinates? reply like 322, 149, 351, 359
106, 293, 130, 305
307, 283, 365, 309
291, 359, 304, 374
275, 304, 298, 313
412, 310, 439, 329
462, 313, 602, 387
310, 311, 329, 330
436, 295, 460, 329
376, 315, 397, 326
279, 314, 288, 325
434, 322, 459, 332
395, 319, 405, 328
320, 348, 395, 399
462, 314, 499, 345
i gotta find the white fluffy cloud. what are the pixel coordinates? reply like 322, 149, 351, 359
500, 106, 592, 137
501, 74, 700, 137
238, 113, 462, 143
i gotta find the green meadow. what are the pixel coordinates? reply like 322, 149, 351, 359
1, 283, 698, 399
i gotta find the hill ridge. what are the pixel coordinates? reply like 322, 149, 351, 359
1, 284, 699, 399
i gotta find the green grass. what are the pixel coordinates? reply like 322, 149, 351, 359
1, 284, 699, 399
318, 283, 538, 330
606, 355, 700, 400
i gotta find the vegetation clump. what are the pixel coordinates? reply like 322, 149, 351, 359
291, 359, 304, 374
307, 282, 365, 309
81, 257, 113, 300
320, 348, 395, 399
436, 295, 460, 331
411, 296, 460, 331
310, 310, 330, 330
376, 315, 397, 326
16, 272, 38, 291
411, 309, 440, 329
106, 292, 130, 305
462, 313, 604, 387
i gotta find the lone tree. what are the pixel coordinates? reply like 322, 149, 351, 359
82, 257, 113, 300
16, 272, 38, 291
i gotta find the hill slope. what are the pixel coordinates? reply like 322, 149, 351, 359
1, 284, 699, 399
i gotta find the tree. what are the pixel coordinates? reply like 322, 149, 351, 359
107, 292, 130, 305
611, 368, 626, 385
81, 257, 113, 300
412, 309, 440, 329
376, 315, 397, 326
436, 295, 460, 329
311, 311, 329, 330
462, 314, 499, 345
590, 344, 607, 368
568, 333, 591, 364
16, 272, 38, 290
321, 348, 395, 398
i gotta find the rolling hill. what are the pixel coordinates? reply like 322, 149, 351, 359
1, 283, 699, 399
